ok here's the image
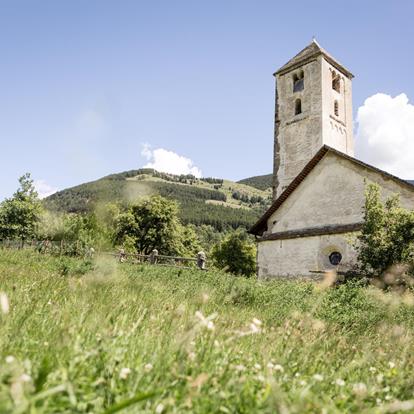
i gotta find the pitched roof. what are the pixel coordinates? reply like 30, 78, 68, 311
275, 39, 354, 79
249, 146, 414, 236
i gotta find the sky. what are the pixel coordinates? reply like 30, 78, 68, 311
1, 0, 414, 200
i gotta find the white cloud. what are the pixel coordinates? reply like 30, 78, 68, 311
356, 93, 414, 179
141, 144, 202, 177
34, 180, 58, 199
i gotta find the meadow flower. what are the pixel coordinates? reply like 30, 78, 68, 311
0, 292, 9, 314
119, 367, 131, 379
252, 318, 262, 326
155, 403, 165, 413
376, 374, 384, 383
249, 323, 261, 334
188, 352, 196, 361
385, 395, 393, 401
388, 361, 396, 369
369, 366, 377, 373
274, 364, 284, 372
144, 363, 153, 372
256, 374, 265, 382
254, 363, 262, 370
267, 362, 274, 370
234, 364, 246, 372
299, 380, 307, 386
352, 382, 368, 397
5, 356, 15, 364
313, 374, 324, 382
335, 378, 345, 386
195, 310, 216, 331
20, 374, 32, 383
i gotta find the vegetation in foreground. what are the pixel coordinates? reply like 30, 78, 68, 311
2, 250, 414, 413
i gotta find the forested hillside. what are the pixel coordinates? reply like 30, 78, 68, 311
44, 169, 272, 231
237, 173, 272, 190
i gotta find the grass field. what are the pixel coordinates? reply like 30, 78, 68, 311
1, 250, 414, 413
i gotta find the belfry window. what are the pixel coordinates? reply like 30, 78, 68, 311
334, 100, 339, 116
295, 99, 302, 115
332, 73, 340, 92
293, 70, 304, 92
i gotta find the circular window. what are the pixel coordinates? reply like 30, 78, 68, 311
329, 251, 342, 266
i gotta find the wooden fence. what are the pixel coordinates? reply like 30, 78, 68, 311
0, 239, 207, 270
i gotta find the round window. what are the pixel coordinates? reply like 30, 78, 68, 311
329, 251, 342, 266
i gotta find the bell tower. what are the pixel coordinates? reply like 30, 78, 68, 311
272, 40, 354, 199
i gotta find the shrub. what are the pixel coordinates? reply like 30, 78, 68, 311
211, 230, 256, 277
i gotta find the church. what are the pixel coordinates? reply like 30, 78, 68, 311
250, 40, 414, 278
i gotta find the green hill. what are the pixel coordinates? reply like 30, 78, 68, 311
237, 173, 272, 190
44, 169, 272, 231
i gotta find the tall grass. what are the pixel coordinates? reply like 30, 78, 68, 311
1, 250, 414, 413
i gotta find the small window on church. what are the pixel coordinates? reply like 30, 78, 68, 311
295, 99, 302, 115
332, 73, 340, 93
329, 251, 342, 266
334, 100, 339, 117
293, 70, 304, 92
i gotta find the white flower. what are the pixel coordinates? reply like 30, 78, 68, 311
234, 364, 246, 372
256, 374, 265, 382
5, 356, 15, 364
376, 374, 384, 384
352, 382, 367, 397
299, 380, 307, 386
313, 374, 324, 382
369, 367, 377, 373
188, 352, 196, 361
274, 364, 284, 372
0, 292, 9, 314
195, 311, 216, 331
388, 361, 396, 369
144, 363, 153, 373
252, 318, 262, 326
119, 367, 131, 380
267, 362, 274, 370
385, 395, 393, 401
335, 378, 345, 386
155, 403, 165, 413
249, 323, 261, 334
20, 374, 32, 383
254, 363, 262, 370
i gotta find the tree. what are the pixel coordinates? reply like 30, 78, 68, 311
0, 173, 42, 241
114, 195, 199, 256
211, 230, 256, 277
356, 183, 414, 277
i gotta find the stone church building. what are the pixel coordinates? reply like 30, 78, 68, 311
250, 40, 414, 278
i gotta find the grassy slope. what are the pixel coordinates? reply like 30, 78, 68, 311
2, 250, 414, 413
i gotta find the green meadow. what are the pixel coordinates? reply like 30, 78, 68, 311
1, 250, 414, 413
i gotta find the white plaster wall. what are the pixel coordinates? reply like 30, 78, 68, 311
321, 58, 354, 155
258, 233, 359, 279
267, 152, 414, 234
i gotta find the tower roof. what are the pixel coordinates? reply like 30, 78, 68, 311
275, 39, 354, 78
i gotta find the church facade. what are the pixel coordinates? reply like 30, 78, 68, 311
250, 41, 414, 278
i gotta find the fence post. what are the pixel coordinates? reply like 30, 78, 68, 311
197, 251, 206, 270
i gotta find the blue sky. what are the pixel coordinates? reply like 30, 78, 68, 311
1, 0, 414, 200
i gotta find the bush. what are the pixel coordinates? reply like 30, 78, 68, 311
356, 183, 414, 279
211, 230, 256, 277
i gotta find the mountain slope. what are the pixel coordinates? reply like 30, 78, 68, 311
44, 169, 272, 231
237, 174, 272, 191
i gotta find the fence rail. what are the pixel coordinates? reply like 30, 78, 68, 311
0, 239, 207, 270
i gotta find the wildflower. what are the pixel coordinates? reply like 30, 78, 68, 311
352, 382, 368, 397
188, 352, 196, 361
5, 356, 15, 364
0, 292, 9, 314
119, 367, 131, 380
388, 361, 396, 369
249, 322, 261, 334
256, 374, 265, 382
252, 318, 262, 326
335, 378, 345, 386
274, 364, 284, 372
195, 311, 216, 331
155, 403, 165, 413
144, 363, 153, 373
234, 364, 246, 372
313, 374, 324, 382
20, 374, 32, 383
369, 367, 377, 373
299, 380, 307, 386
254, 363, 261, 370
267, 362, 274, 370
376, 374, 384, 384
385, 395, 393, 401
